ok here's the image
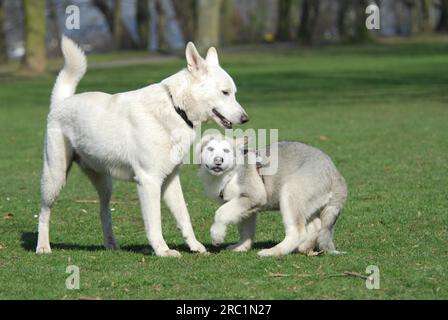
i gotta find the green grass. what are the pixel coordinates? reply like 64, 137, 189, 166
1, 40, 447, 300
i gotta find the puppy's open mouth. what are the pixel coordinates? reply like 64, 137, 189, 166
206, 165, 224, 173
212, 109, 232, 129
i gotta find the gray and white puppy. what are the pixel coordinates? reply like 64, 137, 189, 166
197, 134, 347, 256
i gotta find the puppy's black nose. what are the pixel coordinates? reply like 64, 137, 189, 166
214, 157, 223, 165
240, 114, 249, 124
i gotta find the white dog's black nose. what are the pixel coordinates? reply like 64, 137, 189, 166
214, 157, 224, 165
240, 114, 249, 124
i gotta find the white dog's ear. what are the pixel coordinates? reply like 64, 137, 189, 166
186, 42, 207, 75
205, 47, 219, 66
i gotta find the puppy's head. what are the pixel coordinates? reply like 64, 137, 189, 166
197, 134, 236, 176
185, 43, 249, 128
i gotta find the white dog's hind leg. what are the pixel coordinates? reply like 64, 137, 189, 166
82, 169, 118, 250
36, 129, 73, 254
137, 173, 180, 257
162, 172, 206, 253
227, 214, 256, 252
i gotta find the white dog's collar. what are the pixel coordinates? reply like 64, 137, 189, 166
162, 84, 194, 129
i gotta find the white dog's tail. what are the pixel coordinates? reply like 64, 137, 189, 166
50, 36, 87, 107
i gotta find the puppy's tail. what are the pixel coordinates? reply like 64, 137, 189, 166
50, 35, 87, 107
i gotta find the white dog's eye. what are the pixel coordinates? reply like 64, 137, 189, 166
207, 146, 214, 152
222, 90, 230, 96
223, 149, 230, 153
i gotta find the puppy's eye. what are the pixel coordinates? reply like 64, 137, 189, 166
223, 149, 230, 153
222, 90, 230, 96
207, 147, 214, 152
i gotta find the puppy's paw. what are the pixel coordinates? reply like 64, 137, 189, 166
227, 242, 251, 252
257, 247, 280, 257
156, 249, 181, 258
188, 241, 207, 254
210, 223, 226, 246
325, 250, 346, 255
36, 245, 52, 254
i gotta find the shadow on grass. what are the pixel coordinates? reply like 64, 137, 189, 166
21, 232, 277, 255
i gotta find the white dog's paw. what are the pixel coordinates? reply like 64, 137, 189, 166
257, 247, 280, 257
156, 249, 181, 258
188, 241, 207, 253
36, 245, 52, 254
210, 223, 226, 246
227, 242, 251, 252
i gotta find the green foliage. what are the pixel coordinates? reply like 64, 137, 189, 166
0, 41, 447, 299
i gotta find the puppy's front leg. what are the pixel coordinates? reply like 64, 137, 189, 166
210, 197, 254, 246
227, 214, 257, 252
136, 173, 180, 257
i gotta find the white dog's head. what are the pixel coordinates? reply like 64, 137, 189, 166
185, 43, 248, 128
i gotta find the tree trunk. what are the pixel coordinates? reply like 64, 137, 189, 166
196, 0, 223, 52
137, 0, 150, 49
353, 0, 372, 42
172, 0, 196, 43
298, 0, 320, 44
113, 0, 124, 49
437, 0, 448, 31
154, 0, 169, 53
0, 0, 7, 64
48, 0, 61, 54
277, 0, 292, 40
93, 0, 137, 49
421, 0, 432, 33
337, 0, 349, 40
21, 0, 47, 74
221, 0, 236, 44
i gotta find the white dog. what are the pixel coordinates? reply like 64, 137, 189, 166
36, 36, 248, 257
198, 134, 347, 256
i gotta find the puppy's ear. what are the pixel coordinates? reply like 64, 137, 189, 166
205, 47, 219, 66
233, 136, 249, 151
195, 134, 215, 166
186, 42, 207, 76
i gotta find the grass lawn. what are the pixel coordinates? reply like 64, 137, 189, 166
0, 40, 447, 300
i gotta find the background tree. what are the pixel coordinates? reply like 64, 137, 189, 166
298, 0, 320, 44
154, 0, 169, 53
93, 0, 137, 49
437, 0, 448, 31
220, 0, 237, 44
113, 0, 124, 48
21, 0, 47, 74
420, 0, 433, 33
172, 0, 196, 42
0, 0, 7, 64
196, 0, 223, 52
136, 0, 150, 49
337, 0, 373, 43
277, 0, 292, 40
47, 0, 61, 55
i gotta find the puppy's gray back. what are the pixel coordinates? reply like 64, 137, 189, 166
260, 141, 346, 208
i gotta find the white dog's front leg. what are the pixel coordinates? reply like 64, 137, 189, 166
163, 172, 206, 253
210, 197, 254, 246
137, 174, 180, 257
